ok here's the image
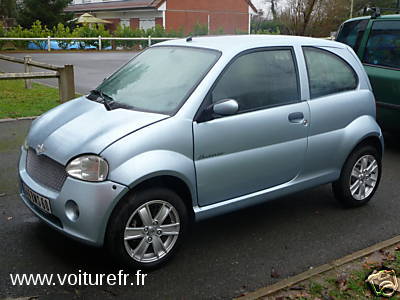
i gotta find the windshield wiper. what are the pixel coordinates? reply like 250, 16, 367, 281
88, 89, 113, 111
88, 90, 138, 111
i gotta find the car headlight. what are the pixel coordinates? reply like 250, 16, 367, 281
66, 155, 109, 182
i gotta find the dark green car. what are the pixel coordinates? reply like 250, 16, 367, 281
336, 11, 400, 132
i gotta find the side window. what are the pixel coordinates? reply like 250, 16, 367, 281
363, 21, 400, 69
211, 49, 299, 113
303, 47, 358, 99
336, 19, 368, 52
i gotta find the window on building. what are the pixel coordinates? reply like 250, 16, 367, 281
211, 49, 299, 113
303, 47, 358, 99
363, 21, 400, 69
140, 19, 155, 30
120, 19, 130, 28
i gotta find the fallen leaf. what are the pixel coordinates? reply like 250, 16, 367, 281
336, 274, 347, 291
271, 268, 280, 278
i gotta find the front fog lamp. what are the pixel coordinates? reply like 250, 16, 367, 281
66, 155, 109, 182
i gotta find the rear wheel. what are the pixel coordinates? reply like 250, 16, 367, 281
333, 145, 381, 207
106, 187, 188, 270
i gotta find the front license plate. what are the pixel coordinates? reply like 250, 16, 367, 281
23, 183, 52, 214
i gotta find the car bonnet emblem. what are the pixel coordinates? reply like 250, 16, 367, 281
35, 144, 46, 155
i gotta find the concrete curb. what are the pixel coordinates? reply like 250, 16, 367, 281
0, 116, 37, 123
237, 235, 400, 300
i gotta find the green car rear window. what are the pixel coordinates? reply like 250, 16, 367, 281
337, 19, 369, 52
363, 21, 400, 69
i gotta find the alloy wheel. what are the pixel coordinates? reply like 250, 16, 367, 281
349, 155, 379, 201
124, 200, 180, 263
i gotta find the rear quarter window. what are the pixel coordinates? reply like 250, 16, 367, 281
303, 47, 358, 99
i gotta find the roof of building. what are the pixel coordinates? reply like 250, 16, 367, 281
155, 35, 348, 55
65, 0, 257, 13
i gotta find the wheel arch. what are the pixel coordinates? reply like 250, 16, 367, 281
104, 173, 196, 245
128, 175, 195, 222
339, 132, 384, 177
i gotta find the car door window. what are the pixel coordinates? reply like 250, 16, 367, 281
363, 21, 400, 69
211, 49, 299, 113
303, 47, 358, 99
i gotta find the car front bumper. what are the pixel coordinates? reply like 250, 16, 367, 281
18, 147, 129, 246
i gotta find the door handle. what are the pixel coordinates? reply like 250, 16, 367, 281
288, 112, 304, 123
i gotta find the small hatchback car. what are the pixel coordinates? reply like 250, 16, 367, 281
19, 35, 383, 269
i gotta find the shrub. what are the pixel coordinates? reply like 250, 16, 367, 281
191, 23, 208, 36
0, 23, 5, 48
2, 20, 187, 50
72, 24, 111, 49
52, 23, 72, 50
28, 20, 51, 49
211, 27, 225, 35
113, 25, 144, 49
5, 25, 30, 49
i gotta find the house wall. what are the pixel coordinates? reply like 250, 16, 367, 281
68, 0, 253, 33
164, 0, 251, 34
92, 10, 162, 30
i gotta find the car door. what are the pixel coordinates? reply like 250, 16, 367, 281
301, 46, 362, 177
192, 48, 310, 207
360, 20, 400, 132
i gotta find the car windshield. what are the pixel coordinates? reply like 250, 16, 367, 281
96, 46, 221, 114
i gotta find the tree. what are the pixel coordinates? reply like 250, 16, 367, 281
270, 0, 278, 19
277, 0, 397, 37
279, 0, 319, 35
17, 0, 73, 28
0, 0, 16, 19
353, 0, 398, 13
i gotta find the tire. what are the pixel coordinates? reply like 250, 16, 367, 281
333, 145, 382, 208
105, 187, 189, 270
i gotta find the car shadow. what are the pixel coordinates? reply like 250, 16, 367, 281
31, 183, 339, 274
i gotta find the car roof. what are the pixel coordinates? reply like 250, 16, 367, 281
156, 35, 347, 54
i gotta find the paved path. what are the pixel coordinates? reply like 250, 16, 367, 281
0, 52, 137, 94
0, 119, 399, 299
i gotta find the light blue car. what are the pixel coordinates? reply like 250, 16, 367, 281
19, 35, 383, 269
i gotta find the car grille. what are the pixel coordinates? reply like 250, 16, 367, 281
26, 148, 68, 192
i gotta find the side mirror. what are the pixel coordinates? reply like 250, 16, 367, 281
212, 99, 239, 116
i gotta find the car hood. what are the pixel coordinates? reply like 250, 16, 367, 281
27, 97, 169, 165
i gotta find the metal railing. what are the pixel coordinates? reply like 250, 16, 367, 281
0, 54, 75, 102
0, 36, 178, 51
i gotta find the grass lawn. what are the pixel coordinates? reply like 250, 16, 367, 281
0, 79, 61, 119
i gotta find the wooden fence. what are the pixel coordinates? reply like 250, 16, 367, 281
0, 54, 75, 102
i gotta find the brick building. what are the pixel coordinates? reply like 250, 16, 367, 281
64, 0, 257, 34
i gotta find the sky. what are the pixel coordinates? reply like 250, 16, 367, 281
252, 0, 289, 13
252, 0, 269, 11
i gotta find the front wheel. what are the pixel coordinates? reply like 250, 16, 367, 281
333, 145, 382, 207
105, 187, 189, 270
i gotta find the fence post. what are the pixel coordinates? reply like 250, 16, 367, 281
98, 35, 102, 51
47, 36, 51, 52
148, 35, 152, 47
24, 56, 32, 89
57, 64, 75, 103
